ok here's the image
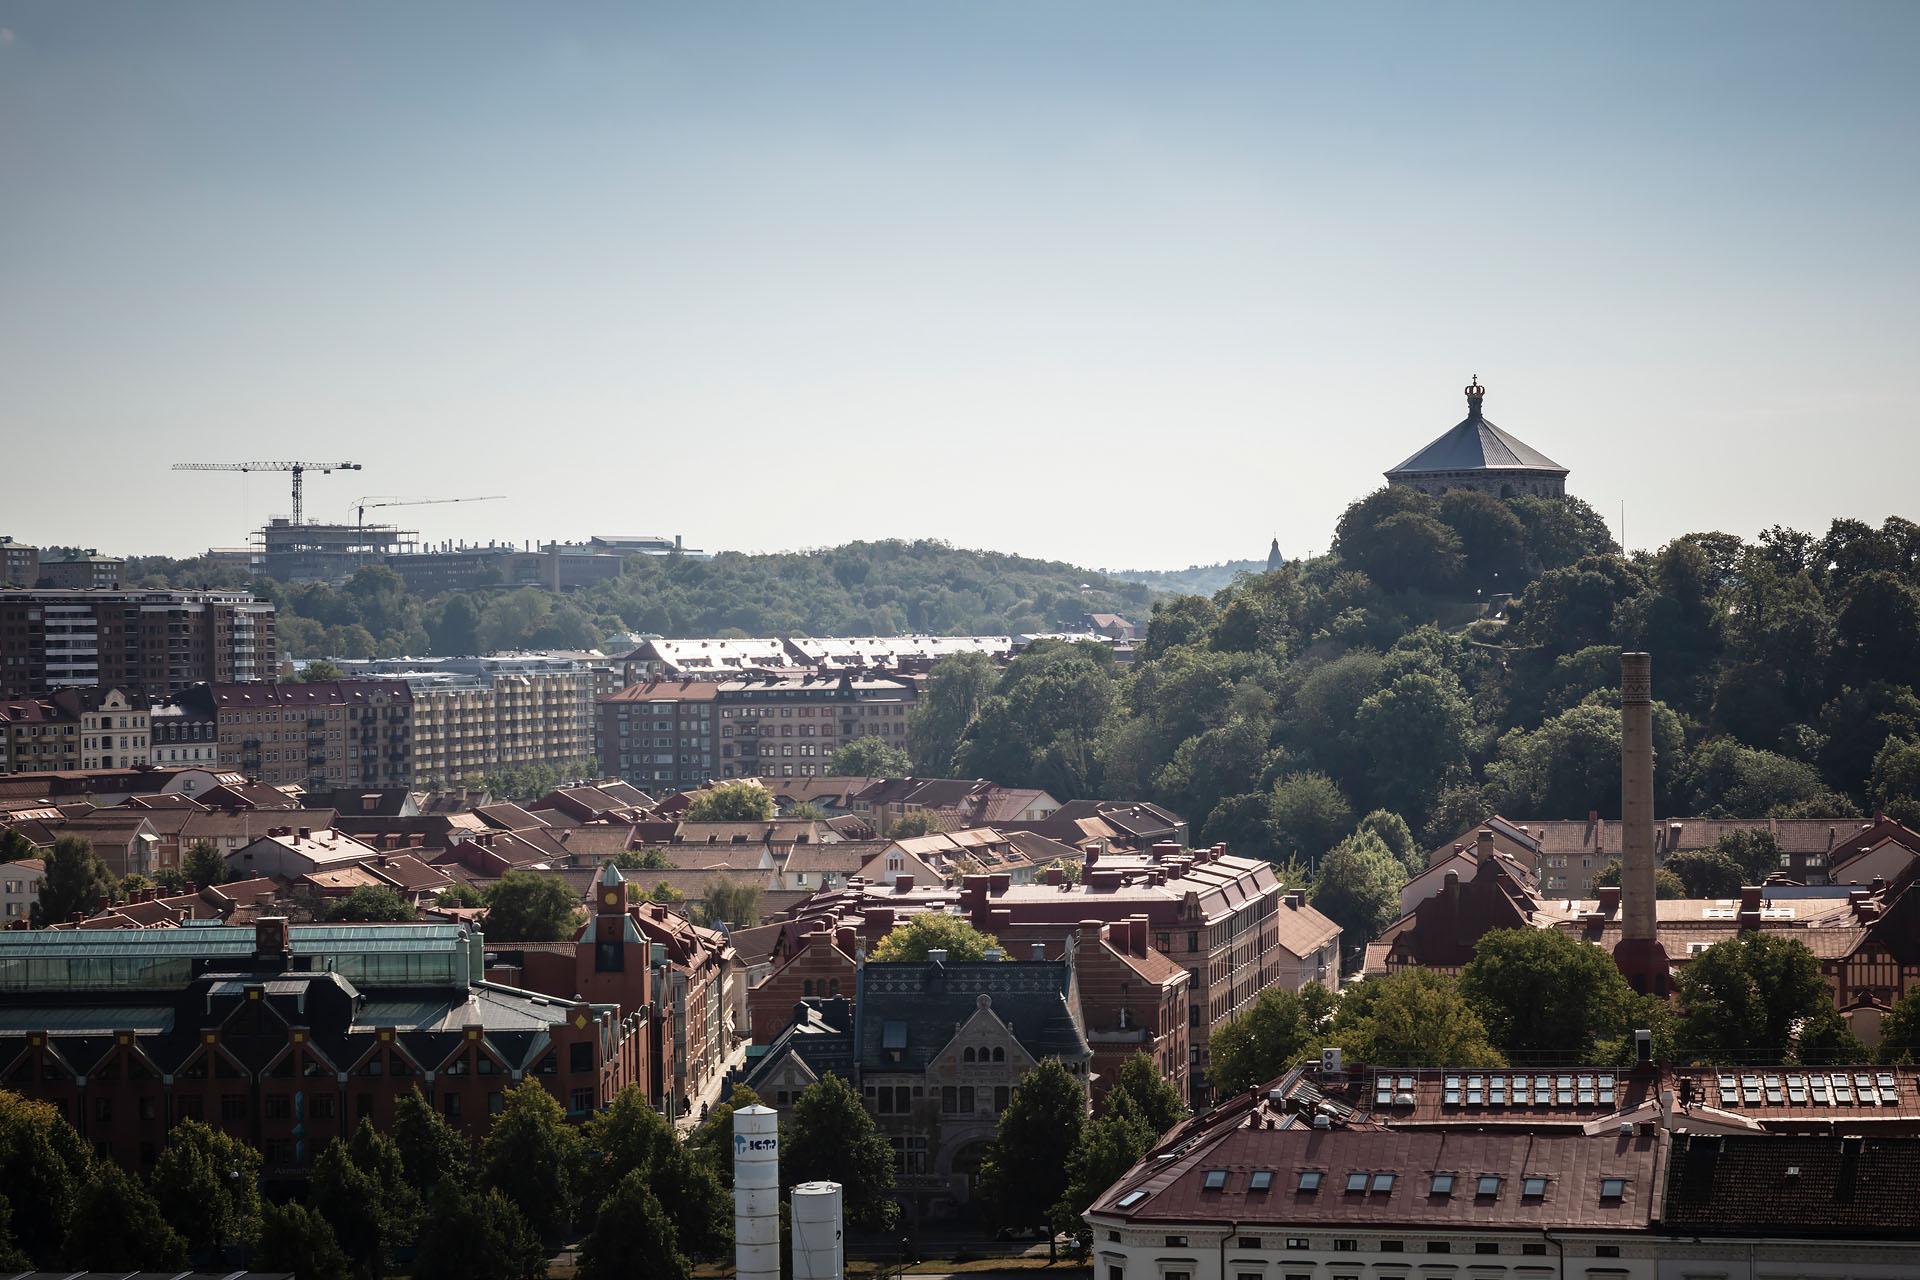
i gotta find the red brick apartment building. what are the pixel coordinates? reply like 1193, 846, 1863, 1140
203, 680, 414, 790
499, 863, 741, 1122
0, 588, 276, 699
0, 919, 641, 1176
598, 673, 918, 789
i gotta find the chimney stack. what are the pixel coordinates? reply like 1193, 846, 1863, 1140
1613, 653, 1671, 995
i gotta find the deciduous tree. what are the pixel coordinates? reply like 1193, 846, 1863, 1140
976, 1060, 1086, 1250
576, 1170, 688, 1280
1309, 831, 1406, 954
1459, 929, 1637, 1062
255, 1201, 352, 1280
685, 781, 775, 823
869, 912, 1000, 963
149, 1117, 264, 1260
1205, 984, 1334, 1095
62, 1161, 186, 1271
0, 1091, 94, 1264
184, 839, 229, 889
580, 1085, 728, 1255
33, 835, 115, 925
483, 872, 583, 943
1329, 970, 1504, 1068
1108, 1051, 1189, 1133
480, 1081, 582, 1243
1676, 933, 1829, 1065
411, 1183, 546, 1280
781, 1073, 898, 1230
827, 735, 912, 778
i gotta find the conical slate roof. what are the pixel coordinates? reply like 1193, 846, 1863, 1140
1387, 379, 1567, 477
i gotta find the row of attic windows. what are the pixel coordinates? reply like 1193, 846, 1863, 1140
1195, 1169, 1628, 1201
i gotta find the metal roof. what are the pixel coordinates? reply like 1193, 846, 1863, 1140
1388, 413, 1567, 477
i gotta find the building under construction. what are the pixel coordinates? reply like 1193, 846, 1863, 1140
257, 517, 420, 582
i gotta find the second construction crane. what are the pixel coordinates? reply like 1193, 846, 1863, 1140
354, 495, 506, 533
172, 460, 362, 525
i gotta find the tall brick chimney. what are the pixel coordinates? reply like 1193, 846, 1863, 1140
1613, 653, 1671, 996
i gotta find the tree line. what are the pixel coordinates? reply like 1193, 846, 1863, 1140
0, 1039, 1196, 1280
902, 500, 1920, 924
123, 539, 1155, 660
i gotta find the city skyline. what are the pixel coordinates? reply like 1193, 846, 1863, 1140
4, 2, 1918, 569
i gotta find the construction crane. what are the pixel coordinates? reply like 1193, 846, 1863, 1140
353, 494, 507, 533
172, 460, 363, 525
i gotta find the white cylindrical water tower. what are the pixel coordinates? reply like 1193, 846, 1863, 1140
791, 1180, 845, 1280
733, 1105, 781, 1280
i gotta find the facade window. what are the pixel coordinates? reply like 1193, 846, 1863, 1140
570, 1042, 592, 1073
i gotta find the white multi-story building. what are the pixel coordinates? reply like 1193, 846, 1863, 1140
1087, 1060, 1920, 1280
317, 653, 610, 785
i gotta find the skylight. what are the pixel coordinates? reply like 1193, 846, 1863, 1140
1522, 1176, 1548, 1198
1249, 1170, 1274, 1192
1346, 1172, 1369, 1192
1297, 1171, 1322, 1192
1117, 1190, 1147, 1208
1476, 1175, 1502, 1197
1430, 1174, 1454, 1195
1600, 1178, 1626, 1199
1371, 1173, 1395, 1193
1203, 1170, 1227, 1191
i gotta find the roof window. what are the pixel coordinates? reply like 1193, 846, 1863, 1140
1249, 1170, 1273, 1192
1429, 1173, 1454, 1195
1116, 1190, 1147, 1208
1345, 1172, 1369, 1192
1476, 1175, 1502, 1197
1371, 1173, 1395, 1193
1297, 1171, 1322, 1192
1599, 1178, 1626, 1199
1202, 1170, 1228, 1191
1522, 1176, 1548, 1198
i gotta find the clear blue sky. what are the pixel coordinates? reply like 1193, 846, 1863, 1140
3, 2, 1916, 569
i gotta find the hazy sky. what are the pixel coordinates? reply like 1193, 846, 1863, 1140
3, 2, 1916, 570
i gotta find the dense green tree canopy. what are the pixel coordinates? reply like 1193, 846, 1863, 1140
581, 1086, 729, 1254
255, 1201, 352, 1280
827, 735, 912, 777
869, 912, 1000, 962
1329, 970, 1505, 1067
34, 835, 115, 926
1309, 831, 1407, 951
1108, 1052, 1190, 1133
150, 1117, 264, 1258
480, 1081, 581, 1242
482, 871, 583, 943
1206, 984, 1334, 1095
1458, 929, 1639, 1062
1676, 934, 1830, 1065
684, 781, 775, 823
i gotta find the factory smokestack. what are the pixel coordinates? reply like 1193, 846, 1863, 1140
1613, 652, 1671, 996
733, 1105, 780, 1280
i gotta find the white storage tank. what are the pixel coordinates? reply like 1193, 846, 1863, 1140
791, 1180, 845, 1280
733, 1105, 780, 1280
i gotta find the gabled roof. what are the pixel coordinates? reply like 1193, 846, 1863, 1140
857, 958, 1087, 1072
